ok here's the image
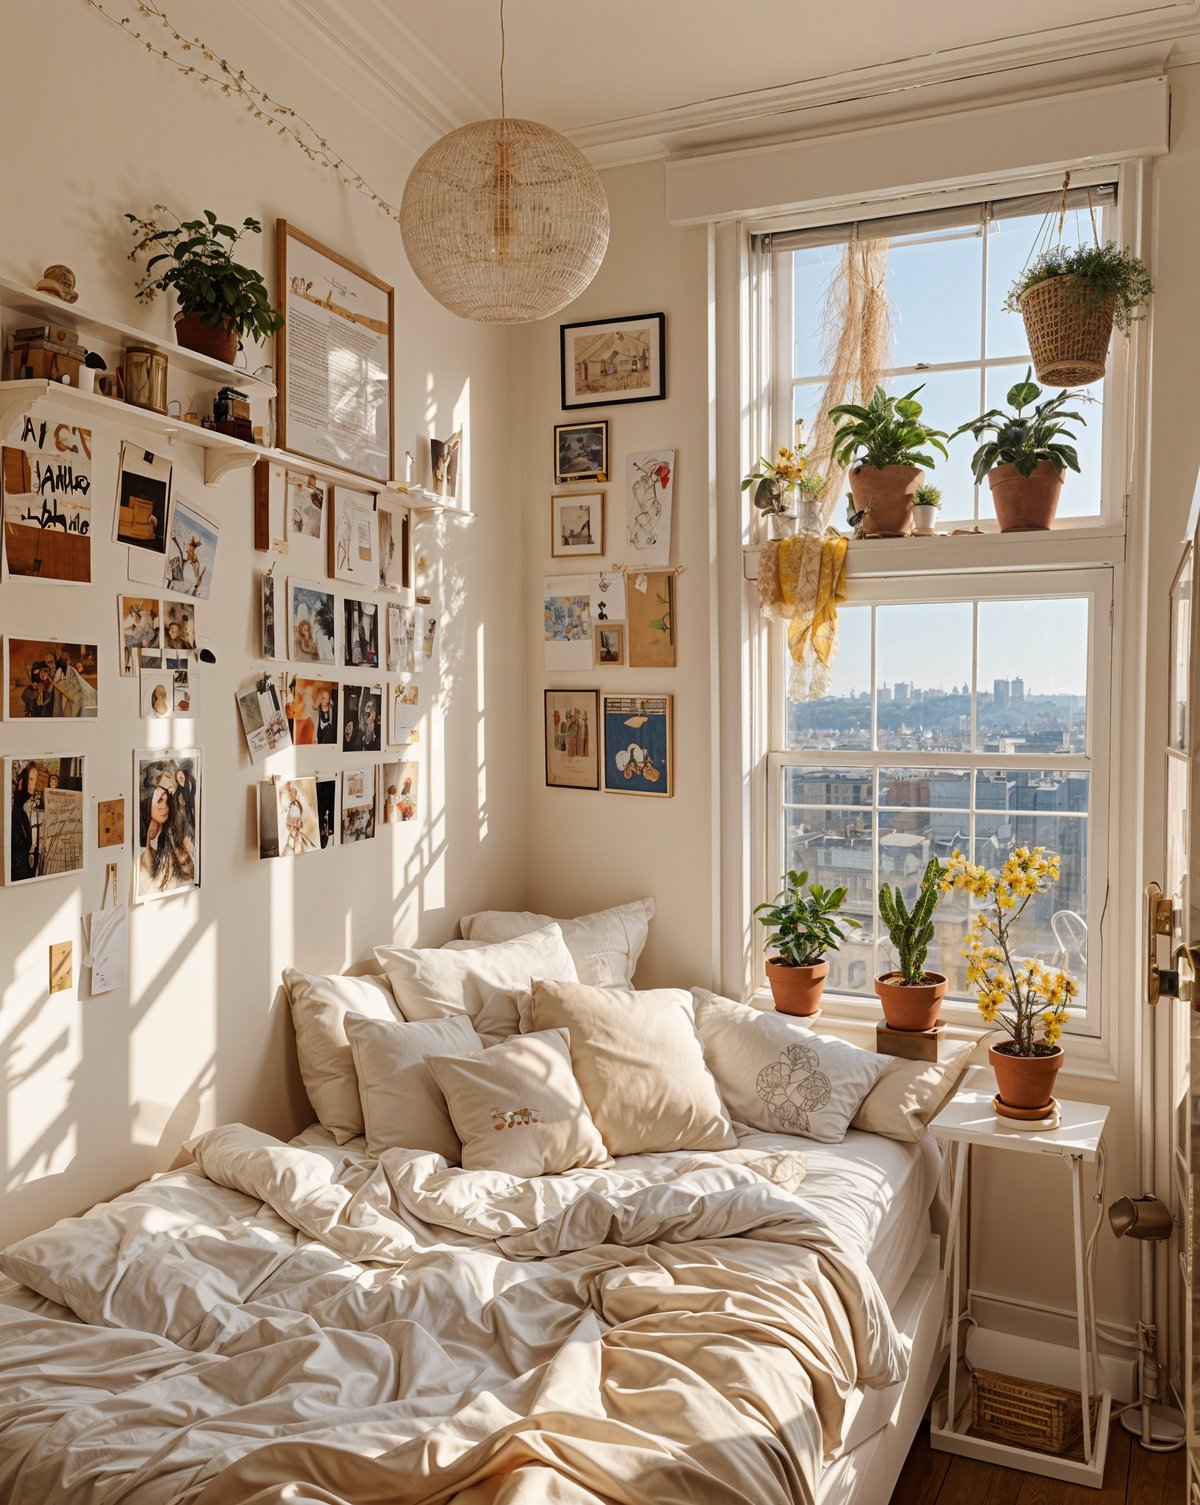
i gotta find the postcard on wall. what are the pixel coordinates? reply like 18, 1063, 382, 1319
164, 496, 219, 601
430, 429, 461, 500
261, 573, 278, 659
114, 443, 172, 555
119, 595, 162, 676
342, 683, 382, 752
286, 676, 339, 745
3, 754, 85, 885
560, 313, 665, 410
96, 796, 125, 849
5, 637, 98, 719
288, 578, 338, 665
2, 411, 92, 582
624, 450, 675, 569
341, 767, 376, 843
253, 460, 288, 554
133, 749, 200, 904
419, 608, 438, 669
379, 760, 418, 823
140, 657, 186, 719
386, 598, 417, 674
236, 672, 292, 765
275, 775, 321, 857
543, 576, 593, 671
257, 780, 280, 859
343, 597, 379, 668
328, 487, 379, 587
287, 470, 326, 541
377, 497, 410, 592
602, 694, 673, 798
277, 221, 394, 484
83, 902, 128, 996
163, 600, 197, 652
316, 773, 338, 850
544, 690, 600, 791
388, 681, 420, 746
49, 939, 73, 995
627, 569, 676, 668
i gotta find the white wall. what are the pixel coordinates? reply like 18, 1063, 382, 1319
0, 0, 526, 1244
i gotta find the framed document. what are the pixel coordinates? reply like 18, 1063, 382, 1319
276, 222, 395, 484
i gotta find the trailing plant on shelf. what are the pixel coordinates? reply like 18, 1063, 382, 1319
754, 868, 860, 1015
1004, 241, 1153, 335
875, 856, 949, 1031
828, 385, 950, 538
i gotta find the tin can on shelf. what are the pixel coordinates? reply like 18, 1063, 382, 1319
125, 347, 169, 414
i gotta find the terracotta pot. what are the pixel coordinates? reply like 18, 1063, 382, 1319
874, 970, 947, 1032
911, 503, 939, 536
849, 464, 923, 537
766, 959, 828, 1016
175, 315, 238, 365
988, 460, 1064, 533
989, 1043, 1064, 1112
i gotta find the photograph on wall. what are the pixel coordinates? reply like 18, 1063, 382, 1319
554, 420, 608, 485
543, 578, 592, 671
236, 672, 292, 765
343, 597, 379, 668
316, 773, 338, 849
602, 694, 672, 798
379, 760, 418, 823
560, 313, 665, 410
386, 599, 416, 673
551, 492, 603, 558
377, 496, 410, 591
163, 496, 219, 600
261, 573, 278, 659
627, 569, 676, 668
341, 683, 383, 752
544, 690, 600, 791
288, 579, 338, 664
419, 609, 438, 668
6, 637, 98, 719
287, 471, 326, 540
277, 221, 394, 484
286, 676, 339, 745
2, 411, 92, 582
3, 754, 85, 885
388, 681, 420, 746
133, 749, 200, 903
624, 450, 675, 569
141, 655, 195, 718
97, 796, 125, 849
595, 623, 624, 665
253, 461, 288, 555
120, 594, 162, 676
257, 779, 280, 859
340, 767, 376, 842
163, 600, 197, 652
275, 776, 321, 857
114, 442, 172, 555
430, 429, 462, 500
328, 486, 379, 587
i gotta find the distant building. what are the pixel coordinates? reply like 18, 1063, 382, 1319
993, 678, 1010, 708
1010, 676, 1025, 704
893, 681, 910, 702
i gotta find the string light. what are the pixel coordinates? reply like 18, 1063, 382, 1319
81, 0, 403, 224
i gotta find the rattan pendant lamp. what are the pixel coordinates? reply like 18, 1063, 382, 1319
400, 1, 610, 324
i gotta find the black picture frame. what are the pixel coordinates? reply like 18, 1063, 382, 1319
554, 420, 609, 485
560, 312, 666, 410
544, 688, 601, 790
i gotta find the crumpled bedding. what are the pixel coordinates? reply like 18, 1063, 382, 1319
0, 1123, 909, 1505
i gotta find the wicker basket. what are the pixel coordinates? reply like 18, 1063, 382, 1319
1018, 275, 1114, 387
970, 1368, 1096, 1455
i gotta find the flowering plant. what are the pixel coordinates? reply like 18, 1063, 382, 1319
742, 424, 820, 514
943, 846, 1075, 1054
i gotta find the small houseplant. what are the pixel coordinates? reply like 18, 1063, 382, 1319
754, 868, 860, 1015
1005, 240, 1153, 387
875, 856, 949, 1031
943, 845, 1075, 1117
828, 385, 950, 538
126, 206, 284, 364
911, 484, 941, 536
742, 430, 824, 538
954, 369, 1088, 532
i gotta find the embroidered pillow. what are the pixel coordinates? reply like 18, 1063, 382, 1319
425, 1029, 610, 1176
346, 1012, 482, 1161
458, 899, 655, 985
375, 924, 579, 1023
283, 967, 401, 1143
691, 990, 887, 1144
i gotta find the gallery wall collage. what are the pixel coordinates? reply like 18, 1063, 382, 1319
545, 313, 676, 799
1, 219, 463, 997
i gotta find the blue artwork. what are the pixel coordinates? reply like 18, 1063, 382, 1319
603, 695, 672, 797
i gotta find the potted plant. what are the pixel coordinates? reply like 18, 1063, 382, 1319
828, 385, 950, 538
955, 369, 1089, 533
126, 206, 284, 364
754, 868, 860, 1016
911, 484, 942, 536
944, 845, 1075, 1118
1004, 240, 1153, 387
742, 431, 821, 539
875, 856, 948, 1031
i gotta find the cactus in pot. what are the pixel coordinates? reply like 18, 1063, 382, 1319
875, 856, 949, 1031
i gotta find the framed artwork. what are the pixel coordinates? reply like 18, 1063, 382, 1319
5, 637, 98, 718
627, 569, 676, 669
164, 497, 219, 600
288, 579, 338, 665
328, 486, 379, 587
3, 754, 85, 884
560, 312, 665, 410
544, 689, 600, 791
342, 597, 380, 668
430, 429, 462, 499
379, 760, 418, 823
551, 492, 603, 558
133, 749, 201, 903
342, 683, 383, 752
276, 221, 395, 484
554, 420, 608, 485
624, 450, 675, 569
602, 694, 672, 798
595, 623, 624, 666
377, 497, 410, 591
3, 411, 93, 582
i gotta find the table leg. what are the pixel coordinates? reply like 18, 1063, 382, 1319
1070, 1152, 1092, 1462
945, 1139, 969, 1433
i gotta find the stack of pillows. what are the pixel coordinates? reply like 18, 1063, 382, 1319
283, 898, 973, 1178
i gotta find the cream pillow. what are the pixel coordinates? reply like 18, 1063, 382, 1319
283, 967, 401, 1143
459, 899, 655, 985
468, 982, 526, 1047
346, 1012, 482, 1160
851, 1039, 976, 1142
692, 991, 887, 1144
426, 1029, 610, 1176
375, 924, 579, 1023
528, 980, 736, 1157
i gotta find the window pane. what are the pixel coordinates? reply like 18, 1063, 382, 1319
877, 603, 972, 751
887, 369, 980, 522
786, 606, 871, 750
976, 598, 1088, 754
876, 813, 972, 993
783, 805, 875, 999
793, 243, 843, 379
986, 206, 1104, 359
978, 369, 1102, 521
784, 767, 872, 805
887, 227, 983, 368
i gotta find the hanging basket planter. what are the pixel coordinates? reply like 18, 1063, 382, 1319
1017, 275, 1115, 388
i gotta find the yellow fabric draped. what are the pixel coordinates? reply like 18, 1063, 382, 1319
774, 529, 848, 700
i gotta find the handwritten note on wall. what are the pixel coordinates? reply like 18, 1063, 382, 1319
2, 412, 92, 582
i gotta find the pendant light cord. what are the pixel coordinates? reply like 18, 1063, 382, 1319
498, 0, 507, 119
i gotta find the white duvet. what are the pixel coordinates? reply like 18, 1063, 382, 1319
0, 1125, 907, 1505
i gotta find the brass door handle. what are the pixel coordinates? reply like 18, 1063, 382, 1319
1145, 882, 1174, 1004
1168, 941, 1200, 1006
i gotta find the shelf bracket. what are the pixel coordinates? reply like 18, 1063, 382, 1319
0, 385, 40, 437
203, 444, 260, 487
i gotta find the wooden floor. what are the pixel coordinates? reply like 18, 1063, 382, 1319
890, 1422, 1187, 1505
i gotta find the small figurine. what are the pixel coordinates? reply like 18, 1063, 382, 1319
35, 265, 79, 303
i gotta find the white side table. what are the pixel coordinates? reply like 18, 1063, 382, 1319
928, 1067, 1112, 1489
